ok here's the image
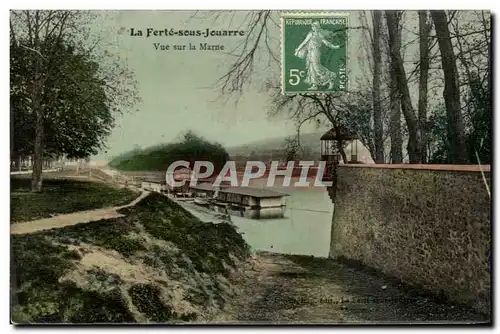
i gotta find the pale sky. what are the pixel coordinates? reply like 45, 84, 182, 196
92, 10, 314, 160
90, 10, 443, 161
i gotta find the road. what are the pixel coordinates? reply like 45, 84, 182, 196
212, 252, 488, 324
10, 188, 148, 235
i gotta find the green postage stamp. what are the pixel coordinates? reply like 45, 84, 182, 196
281, 12, 349, 94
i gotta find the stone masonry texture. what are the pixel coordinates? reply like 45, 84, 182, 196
329, 165, 491, 315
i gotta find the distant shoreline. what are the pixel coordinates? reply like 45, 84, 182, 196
119, 170, 331, 192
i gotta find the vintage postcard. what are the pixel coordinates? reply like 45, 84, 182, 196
9, 9, 492, 325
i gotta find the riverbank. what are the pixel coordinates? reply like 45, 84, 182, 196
11, 193, 251, 323
106, 168, 334, 257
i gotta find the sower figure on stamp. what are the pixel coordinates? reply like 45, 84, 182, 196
294, 21, 340, 90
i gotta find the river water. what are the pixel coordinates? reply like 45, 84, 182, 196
121, 170, 334, 257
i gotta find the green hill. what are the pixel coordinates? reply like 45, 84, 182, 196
108, 131, 229, 171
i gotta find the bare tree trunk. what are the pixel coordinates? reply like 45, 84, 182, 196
10, 104, 15, 159
31, 93, 44, 192
338, 143, 348, 164
389, 63, 403, 163
29, 11, 45, 192
487, 14, 492, 135
372, 11, 384, 163
430, 10, 469, 164
31, 42, 44, 191
418, 10, 431, 163
487, 14, 492, 102
333, 125, 348, 163
386, 10, 421, 163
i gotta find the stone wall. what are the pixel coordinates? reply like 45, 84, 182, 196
329, 164, 491, 315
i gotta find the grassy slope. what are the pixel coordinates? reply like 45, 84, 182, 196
10, 178, 138, 222
11, 193, 250, 323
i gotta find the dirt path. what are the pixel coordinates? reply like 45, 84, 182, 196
10, 189, 149, 235
214, 252, 489, 324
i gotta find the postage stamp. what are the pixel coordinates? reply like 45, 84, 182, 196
281, 12, 349, 95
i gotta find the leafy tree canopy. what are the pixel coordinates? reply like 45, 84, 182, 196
11, 38, 115, 159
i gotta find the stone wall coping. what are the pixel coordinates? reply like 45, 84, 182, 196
340, 163, 491, 172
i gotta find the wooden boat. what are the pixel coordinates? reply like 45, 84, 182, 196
175, 197, 193, 202
194, 197, 211, 206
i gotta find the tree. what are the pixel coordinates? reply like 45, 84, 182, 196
418, 10, 431, 163
12, 41, 115, 158
202, 11, 370, 163
10, 10, 140, 191
427, 78, 491, 165
371, 11, 384, 163
430, 10, 469, 164
465, 75, 491, 164
376, 12, 403, 164
284, 136, 300, 161
388, 57, 403, 163
427, 104, 449, 163
10, 11, 76, 191
178, 131, 230, 172
206, 10, 491, 166
337, 90, 377, 162
449, 11, 491, 164
385, 10, 421, 163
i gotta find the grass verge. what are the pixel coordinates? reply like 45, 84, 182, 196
10, 178, 138, 222
11, 193, 250, 323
